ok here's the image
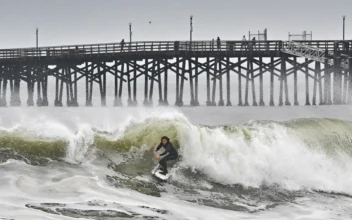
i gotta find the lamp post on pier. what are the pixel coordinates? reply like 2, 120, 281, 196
36, 28, 38, 48
36, 28, 38, 56
190, 15, 193, 50
343, 15, 346, 40
129, 22, 132, 43
129, 23, 132, 51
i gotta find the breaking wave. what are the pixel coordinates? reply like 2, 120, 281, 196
1, 111, 352, 195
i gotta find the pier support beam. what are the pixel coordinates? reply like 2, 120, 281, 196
11, 67, 21, 106
67, 67, 78, 107
143, 59, 150, 106
175, 58, 181, 106
250, 58, 257, 106
54, 74, 60, 106
42, 70, 48, 106
175, 61, 180, 105
1, 75, 8, 107
333, 57, 342, 104
244, 59, 250, 106
218, 57, 224, 106
178, 59, 186, 107
194, 58, 199, 106
312, 61, 320, 105
305, 59, 310, 106
269, 57, 275, 106
226, 57, 232, 106
324, 58, 332, 104
101, 65, 107, 107
293, 57, 299, 105
343, 71, 348, 104
206, 57, 211, 106
65, 67, 70, 107
284, 57, 290, 106
238, 58, 243, 106
259, 57, 265, 106
27, 67, 34, 106
66, 67, 77, 107
317, 62, 324, 105
148, 60, 155, 105
113, 61, 122, 106
85, 62, 93, 106
133, 60, 138, 106
189, 59, 196, 106
98, 65, 105, 107
211, 58, 217, 106
9, 79, 13, 106
157, 59, 164, 105
36, 67, 44, 107
279, 56, 284, 106
58, 68, 64, 107
118, 62, 124, 106
127, 62, 133, 106
113, 61, 121, 106
70, 68, 78, 107
348, 57, 352, 104
163, 59, 169, 106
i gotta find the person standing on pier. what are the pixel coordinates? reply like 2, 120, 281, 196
251, 37, 256, 50
120, 39, 125, 52
216, 37, 221, 50
211, 38, 214, 51
241, 35, 247, 51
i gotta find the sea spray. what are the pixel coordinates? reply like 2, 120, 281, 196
65, 123, 95, 164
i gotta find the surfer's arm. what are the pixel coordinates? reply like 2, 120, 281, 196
160, 145, 171, 156
155, 143, 162, 152
159, 151, 169, 157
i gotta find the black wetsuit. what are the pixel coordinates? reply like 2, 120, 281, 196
156, 141, 178, 173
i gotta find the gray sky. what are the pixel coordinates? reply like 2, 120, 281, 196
0, 0, 351, 48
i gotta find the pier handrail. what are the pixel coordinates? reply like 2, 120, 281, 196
0, 40, 349, 60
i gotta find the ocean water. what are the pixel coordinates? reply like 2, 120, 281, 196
1, 106, 352, 220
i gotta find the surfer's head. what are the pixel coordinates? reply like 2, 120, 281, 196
161, 136, 169, 145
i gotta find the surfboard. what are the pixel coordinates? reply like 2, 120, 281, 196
151, 165, 169, 181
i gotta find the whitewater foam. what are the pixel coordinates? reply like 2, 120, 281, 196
178, 120, 352, 194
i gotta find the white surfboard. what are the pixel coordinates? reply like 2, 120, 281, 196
151, 165, 169, 181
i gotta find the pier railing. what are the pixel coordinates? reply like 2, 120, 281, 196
0, 40, 349, 60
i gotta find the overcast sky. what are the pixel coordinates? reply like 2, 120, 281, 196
0, 0, 351, 48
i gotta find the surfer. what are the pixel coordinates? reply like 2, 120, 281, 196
154, 136, 178, 175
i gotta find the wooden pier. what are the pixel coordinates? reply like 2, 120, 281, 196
0, 40, 351, 107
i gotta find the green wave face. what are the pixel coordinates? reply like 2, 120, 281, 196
93, 117, 186, 152
0, 132, 67, 165
0, 133, 66, 157
281, 118, 352, 156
